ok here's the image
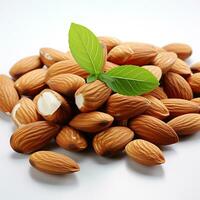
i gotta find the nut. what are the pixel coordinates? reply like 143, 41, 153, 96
143, 87, 168, 100
187, 72, 200, 93
103, 61, 118, 72
142, 65, 162, 81
191, 62, 200, 73
98, 36, 121, 52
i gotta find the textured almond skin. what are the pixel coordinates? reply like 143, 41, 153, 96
191, 97, 200, 106
107, 42, 157, 65
11, 97, 41, 126
129, 115, 179, 145
93, 126, 134, 156
46, 73, 85, 96
9, 55, 43, 79
69, 111, 114, 133
191, 62, 200, 73
0, 75, 19, 113
29, 151, 80, 175
144, 95, 169, 119
144, 87, 168, 100
152, 52, 177, 73
106, 94, 150, 120
46, 59, 89, 80
103, 61, 118, 72
142, 65, 162, 81
56, 126, 87, 151
98, 36, 121, 52
187, 73, 200, 93
164, 72, 193, 100
163, 43, 192, 60
75, 80, 112, 112
161, 98, 200, 117
40, 48, 69, 67
125, 139, 165, 166
10, 121, 60, 154
15, 68, 47, 96
168, 114, 200, 136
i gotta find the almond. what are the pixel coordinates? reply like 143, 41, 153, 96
106, 94, 150, 120
15, 68, 47, 96
152, 52, 177, 73
163, 43, 192, 60
69, 111, 114, 133
142, 65, 162, 81
11, 97, 41, 126
191, 97, 200, 105
144, 95, 169, 119
107, 42, 157, 65
161, 98, 200, 117
10, 121, 60, 153
56, 126, 87, 151
168, 114, 200, 136
163, 72, 193, 100
46, 73, 85, 96
35, 89, 71, 124
29, 151, 80, 175
125, 139, 165, 166
187, 72, 200, 93
98, 36, 121, 52
0, 75, 19, 114
143, 87, 168, 100
46, 59, 89, 80
40, 48, 69, 67
191, 62, 200, 73
103, 61, 118, 72
75, 80, 112, 112
129, 115, 179, 145
93, 126, 134, 156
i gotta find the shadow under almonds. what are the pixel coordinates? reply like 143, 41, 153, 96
10, 152, 28, 160
0, 111, 11, 122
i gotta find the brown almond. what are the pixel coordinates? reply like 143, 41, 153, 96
103, 61, 118, 72
191, 62, 200, 73
93, 126, 134, 156
29, 151, 80, 175
143, 87, 168, 100
129, 115, 179, 145
187, 72, 200, 93
191, 97, 200, 106
98, 36, 121, 52
125, 139, 165, 166
142, 65, 162, 81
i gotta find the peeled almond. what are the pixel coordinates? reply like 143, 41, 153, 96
142, 65, 162, 81
187, 73, 200, 93
144, 87, 168, 100
98, 36, 121, 52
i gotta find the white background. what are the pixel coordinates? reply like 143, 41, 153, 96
0, 0, 200, 199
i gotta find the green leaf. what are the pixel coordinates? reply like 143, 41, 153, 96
69, 23, 104, 75
87, 74, 98, 83
99, 65, 159, 96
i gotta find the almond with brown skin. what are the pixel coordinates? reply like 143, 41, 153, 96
187, 73, 200, 93
191, 97, 200, 106
125, 139, 165, 166
98, 36, 121, 52
69, 111, 114, 133
191, 62, 200, 73
168, 114, 200, 136
10, 121, 60, 153
0, 75, 19, 114
75, 80, 112, 112
106, 94, 150, 120
163, 72, 193, 100
15, 68, 47, 96
46, 73, 85, 96
11, 97, 41, 126
107, 42, 157, 65
161, 98, 200, 117
142, 65, 162, 81
103, 61, 118, 72
143, 87, 168, 100
93, 126, 134, 156
29, 151, 80, 175
129, 115, 179, 145
56, 126, 87, 151
163, 43, 192, 60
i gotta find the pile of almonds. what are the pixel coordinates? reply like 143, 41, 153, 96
1, 37, 200, 175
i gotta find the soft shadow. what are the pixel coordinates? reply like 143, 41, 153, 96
160, 146, 176, 154
29, 167, 79, 186
126, 157, 165, 177
10, 152, 28, 160
179, 133, 200, 143
0, 111, 11, 121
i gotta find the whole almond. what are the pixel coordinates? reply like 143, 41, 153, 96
93, 126, 134, 156
191, 97, 200, 106
106, 93, 150, 120
163, 43, 192, 60
142, 65, 162, 81
69, 111, 114, 133
15, 68, 47, 96
11, 97, 41, 126
125, 139, 165, 166
0, 75, 19, 114
75, 80, 112, 112
29, 151, 80, 175
98, 36, 121, 52
129, 115, 179, 145
40, 48, 69, 67
10, 121, 60, 153
56, 126, 87, 151
46, 73, 85, 96
161, 98, 200, 117
103, 61, 118, 72
107, 42, 157, 65
163, 72, 193, 100
144, 87, 168, 100
152, 52, 177, 73
144, 95, 169, 119
191, 62, 200, 73
168, 114, 200, 136
187, 72, 200, 93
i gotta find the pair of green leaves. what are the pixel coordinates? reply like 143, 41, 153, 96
68, 23, 159, 96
